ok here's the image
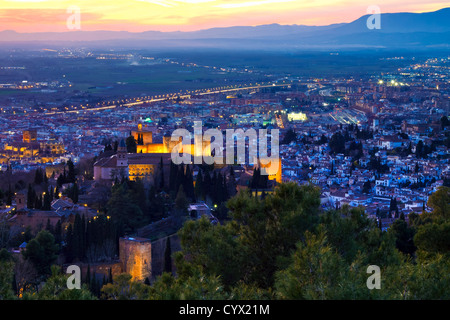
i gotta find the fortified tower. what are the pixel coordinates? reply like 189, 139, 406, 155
117, 139, 128, 167
119, 236, 152, 282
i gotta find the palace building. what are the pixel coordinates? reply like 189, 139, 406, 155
94, 123, 211, 183
0, 130, 65, 164
132, 122, 210, 155
94, 123, 282, 184
93, 137, 173, 182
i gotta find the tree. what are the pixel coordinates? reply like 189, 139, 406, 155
5, 184, 12, 206
329, 132, 346, 154
125, 136, 137, 153
34, 168, 45, 185
414, 221, 450, 259
23, 265, 96, 300
177, 182, 321, 289
0, 249, 15, 300
71, 214, 85, 261
34, 194, 43, 210
94, 181, 450, 300
158, 157, 165, 191
389, 197, 398, 216
362, 180, 372, 194
440, 116, 449, 130
164, 237, 172, 274
175, 185, 189, 213
43, 189, 52, 210
194, 169, 204, 200
427, 186, 449, 220
67, 159, 77, 183
389, 218, 416, 256
101, 273, 149, 300
275, 230, 348, 299
416, 140, 424, 158
67, 183, 79, 204
27, 184, 35, 209
106, 184, 144, 234
147, 270, 227, 300
184, 165, 194, 200
281, 129, 297, 145
22, 230, 59, 276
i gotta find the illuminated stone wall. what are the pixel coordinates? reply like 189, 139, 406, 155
128, 164, 155, 181
132, 123, 153, 145
23, 130, 37, 143
119, 237, 152, 282
135, 133, 211, 157
259, 157, 282, 183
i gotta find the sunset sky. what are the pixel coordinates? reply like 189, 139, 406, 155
0, 0, 448, 33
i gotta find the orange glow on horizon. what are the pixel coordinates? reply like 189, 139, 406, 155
0, 0, 448, 33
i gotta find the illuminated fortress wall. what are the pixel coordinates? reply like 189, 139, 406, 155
258, 157, 282, 184
128, 164, 155, 181
133, 123, 211, 157
119, 237, 152, 282
118, 234, 181, 282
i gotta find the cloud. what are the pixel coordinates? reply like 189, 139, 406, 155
135, 0, 175, 7
215, 0, 295, 9
0, 8, 100, 25
3, 0, 50, 2
135, 0, 216, 7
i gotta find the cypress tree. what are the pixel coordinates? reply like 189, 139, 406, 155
185, 165, 194, 200
45, 218, 53, 234
159, 157, 165, 191
27, 184, 35, 209
194, 169, 204, 200
86, 264, 91, 286
67, 159, 76, 183
6, 184, 12, 206
73, 214, 83, 261
176, 165, 185, 195
54, 220, 62, 245
211, 171, 218, 204
81, 215, 86, 257
223, 174, 229, 201
215, 172, 223, 203
74, 183, 79, 204
203, 171, 211, 201
34, 194, 43, 210
65, 224, 74, 262
164, 237, 172, 274
108, 267, 113, 284
34, 168, 44, 185
43, 189, 52, 210
169, 162, 177, 194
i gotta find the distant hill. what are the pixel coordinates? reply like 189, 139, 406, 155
1, 7, 449, 50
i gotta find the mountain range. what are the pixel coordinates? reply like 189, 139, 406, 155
1, 7, 449, 51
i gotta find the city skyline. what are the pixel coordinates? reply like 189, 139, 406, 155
0, 0, 449, 305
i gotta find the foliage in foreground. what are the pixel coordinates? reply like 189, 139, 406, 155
1, 184, 449, 300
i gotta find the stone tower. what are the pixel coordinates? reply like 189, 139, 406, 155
117, 139, 128, 167
15, 192, 26, 210
119, 236, 152, 282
